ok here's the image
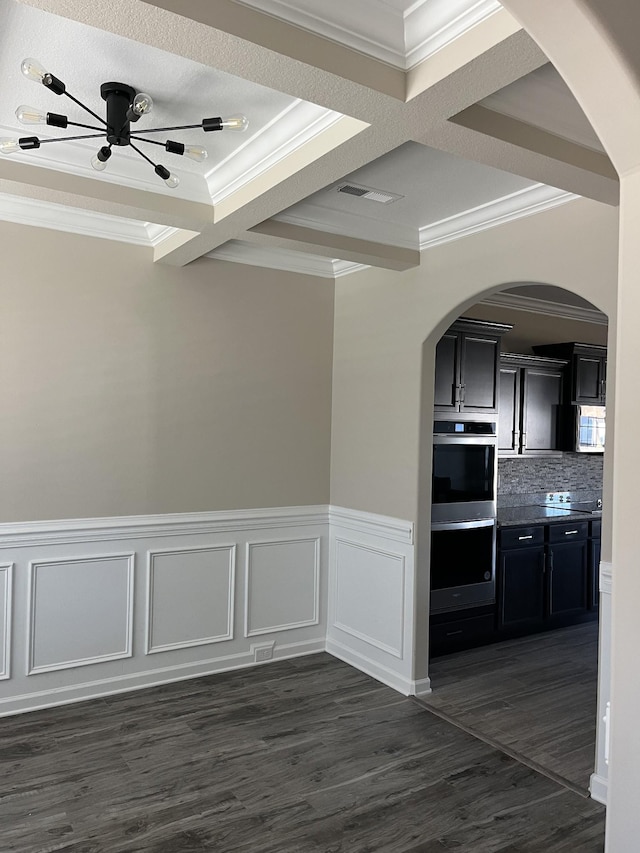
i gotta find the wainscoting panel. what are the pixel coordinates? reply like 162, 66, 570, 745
0, 563, 13, 680
327, 507, 418, 696
146, 545, 236, 654
27, 554, 135, 675
245, 538, 320, 637
0, 507, 328, 716
333, 539, 405, 658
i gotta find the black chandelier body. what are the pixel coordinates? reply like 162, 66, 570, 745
0, 58, 249, 189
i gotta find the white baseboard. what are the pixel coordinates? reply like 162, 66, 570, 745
411, 676, 433, 697
590, 772, 608, 805
326, 637, 414, 696
0, 637, 325, 717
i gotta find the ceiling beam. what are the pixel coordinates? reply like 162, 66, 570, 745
244, 220, 419, 271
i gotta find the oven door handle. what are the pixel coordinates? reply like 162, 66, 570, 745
432, 436, 497, 445
431, 518, 496, 531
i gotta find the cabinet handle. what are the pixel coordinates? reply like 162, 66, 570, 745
460, 384, 466, 404
564, 529, 579, 535
518, 535, 533, 540
445, 630, 463, 637
521, 432, 527, 449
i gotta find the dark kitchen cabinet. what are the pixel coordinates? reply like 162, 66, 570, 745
498, 526, 546, 631
589, 518, 602, 611
496, 521, 591, 636
498, 354, 567, 456
533, 342, 607, 405
434, 318, 512, 414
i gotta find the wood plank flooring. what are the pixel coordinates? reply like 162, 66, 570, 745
423, 621, 599, 792
0, 653, 604, 852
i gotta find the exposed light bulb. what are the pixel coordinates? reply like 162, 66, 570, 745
183, 145, 207, 163
21, 57, 47, 84
0, 138, 20, 155
91, 146, 112, 172
15, 105, 47, 125
164, 173, 180, 189
132, 92, 153, 116
220, 114, 249, 132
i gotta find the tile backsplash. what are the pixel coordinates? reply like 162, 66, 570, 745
498, 453, 603, 506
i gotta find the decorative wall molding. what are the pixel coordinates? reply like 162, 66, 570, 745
0, 563, 13, 681
333, 538, 406, 658
418, 184, 577, 250
27, 553, 135, 675
480, 291, 607, 325
0, 505, 328, 549
146, 545, 236, 654
244, 537, 321, 636
330, 506, 414, 544
600, 561, 612, 595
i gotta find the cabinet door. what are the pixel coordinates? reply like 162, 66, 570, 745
498, 547, 546, 630
574, 354, 605, 404
589, 538, 601, 610
547, 540, 588, 618
498, 366, 521, 454
601, 358, 607, 404
460, 334, 500, 412
434, 332, 460, 411
521, 367, 563, 453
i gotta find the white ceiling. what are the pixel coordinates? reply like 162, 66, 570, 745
0, 0, 614, 281
0, 0, 339, 202
275, 141, 540, 248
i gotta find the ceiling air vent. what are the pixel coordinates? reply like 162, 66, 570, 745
336, 183, 403, 204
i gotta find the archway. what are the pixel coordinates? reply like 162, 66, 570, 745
416, 282, 611, 800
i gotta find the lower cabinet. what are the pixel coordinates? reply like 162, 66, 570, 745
497, 520, 592, 636
589, 519, 602, 611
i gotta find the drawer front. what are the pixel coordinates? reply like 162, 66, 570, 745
500, 525, 545, 549
591, 519, 602, 539
430, 614, 495, 648
548, 521, 589, 542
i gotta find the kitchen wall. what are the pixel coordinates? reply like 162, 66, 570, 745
0, 221, 334, 521
498, 454, 604, 506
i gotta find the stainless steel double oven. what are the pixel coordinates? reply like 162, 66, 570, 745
430, 419, 498, 613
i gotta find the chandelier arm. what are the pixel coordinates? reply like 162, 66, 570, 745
130, 123, 202, 135
62, 91, 107, 127
67, 121, 105, 132
129, 140, 157, 167
129, 135, 166, 148
38, 132, 107, 144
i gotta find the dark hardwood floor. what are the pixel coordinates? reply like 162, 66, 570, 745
0, 653, 604, 852
423, 621, 599, 792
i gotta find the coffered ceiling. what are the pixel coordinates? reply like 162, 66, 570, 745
0, 0, 616, 278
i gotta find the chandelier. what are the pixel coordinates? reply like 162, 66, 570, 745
0, 58, 249, 189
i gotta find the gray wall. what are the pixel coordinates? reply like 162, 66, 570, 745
0, 222, 334, 521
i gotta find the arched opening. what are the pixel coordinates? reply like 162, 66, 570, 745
415, 280, 611, 797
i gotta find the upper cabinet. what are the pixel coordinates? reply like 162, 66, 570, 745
434, 318, 512, 414
533, 342, 607, 405
498, 354, 567, 456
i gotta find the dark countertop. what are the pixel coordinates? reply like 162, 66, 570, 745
497, 505, 600, 527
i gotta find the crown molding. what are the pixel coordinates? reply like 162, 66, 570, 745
0, 192, 158, 246
207, 103, 343, 205
233, 0, 500, 70
207, 239, 336, 278
479, 291, 607, 326
145, 224, 180, 246
405, 0, 501, 69
233, 0, 406, 67
419, 184, 578, 250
